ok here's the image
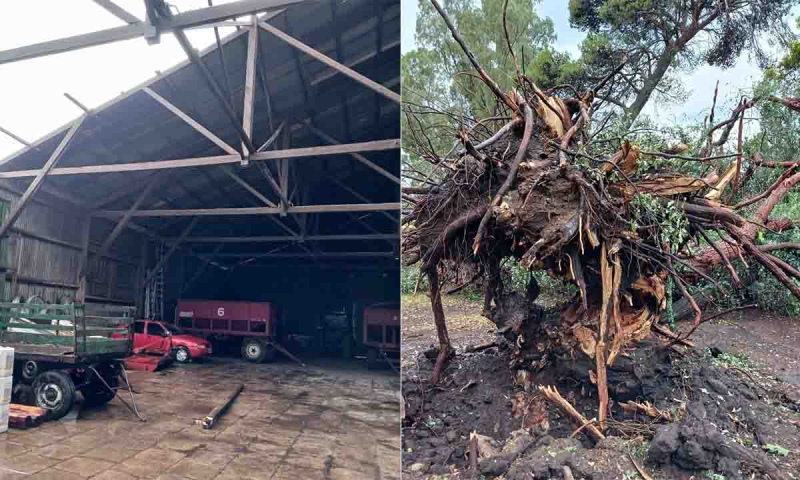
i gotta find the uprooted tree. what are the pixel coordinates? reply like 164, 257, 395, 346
402, 0, 800, 440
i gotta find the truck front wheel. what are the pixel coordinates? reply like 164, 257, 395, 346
32, 371, 75, 420
174, 346, 191, 364
242, 339, 266, 363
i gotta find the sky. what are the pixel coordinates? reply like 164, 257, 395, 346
0, 1, 244, 160
401, 0, 796, 127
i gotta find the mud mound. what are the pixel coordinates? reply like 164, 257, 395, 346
402, 343, 800, 478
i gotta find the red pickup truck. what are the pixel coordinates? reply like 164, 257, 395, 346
129, 320, 212, 363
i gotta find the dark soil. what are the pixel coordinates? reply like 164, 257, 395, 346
401, 295, 800, 479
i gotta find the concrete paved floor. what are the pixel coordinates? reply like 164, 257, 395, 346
0, 357, 400, 479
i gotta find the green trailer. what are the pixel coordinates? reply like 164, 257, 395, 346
0, 302, 140, 420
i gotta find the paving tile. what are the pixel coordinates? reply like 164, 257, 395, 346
222, 453, 281, 479
81, 444, 139, 463
28, 468, 87, 480
116, 447, 186, 478
31, 441, 93, 460
0, 454, 60, 475
270, 463, 323, 480
0, 359, 399, 480
89, 469, 138, 480
166, 457, 224, 480
53, 456, 115, 478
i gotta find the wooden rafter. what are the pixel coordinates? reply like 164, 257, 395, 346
142, 87, 239, 156
259, 21, 400, 104
306, 122, 400, 185
0, 116, 85, 238
0, 140, 400, 178
96, 202, 400, 218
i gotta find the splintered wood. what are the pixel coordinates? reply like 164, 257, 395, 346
538, 385, 605, 442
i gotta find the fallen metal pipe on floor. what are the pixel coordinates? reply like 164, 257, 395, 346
201, 383, 244, 430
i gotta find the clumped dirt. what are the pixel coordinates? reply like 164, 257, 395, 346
401, 295, 800, 479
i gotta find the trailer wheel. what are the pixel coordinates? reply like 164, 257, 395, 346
242, 339, 266, 363
366, 348, 378, 370
32, 371, 75, 420
174, 346, 191, 364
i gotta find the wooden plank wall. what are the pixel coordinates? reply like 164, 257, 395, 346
0, 188, 144, 305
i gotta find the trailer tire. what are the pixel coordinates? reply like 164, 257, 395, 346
174, 346, 192, 364
242, 339, 266, 363
32, 371, 75, 420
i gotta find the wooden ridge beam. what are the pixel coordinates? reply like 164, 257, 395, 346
96, 202, 400, 218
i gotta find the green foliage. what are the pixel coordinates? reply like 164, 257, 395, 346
507, 261, 577, 300
709, 350, 754, 370
763, 444, 791, 456
401, 266, 427, 294
568, 0, 792, 126
630, 193, 689, 252
703, 472, 726, 480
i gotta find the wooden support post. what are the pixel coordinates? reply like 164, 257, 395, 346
241, 15, 259, 161
10, 232, 21, 299
0, 116, 85, 239
258, 21, 400, 104
136, 239, 147, 315
76, 216, 92, 303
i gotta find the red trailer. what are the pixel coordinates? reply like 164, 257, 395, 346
175, 299, 277, 362
362, 306, 400, 368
